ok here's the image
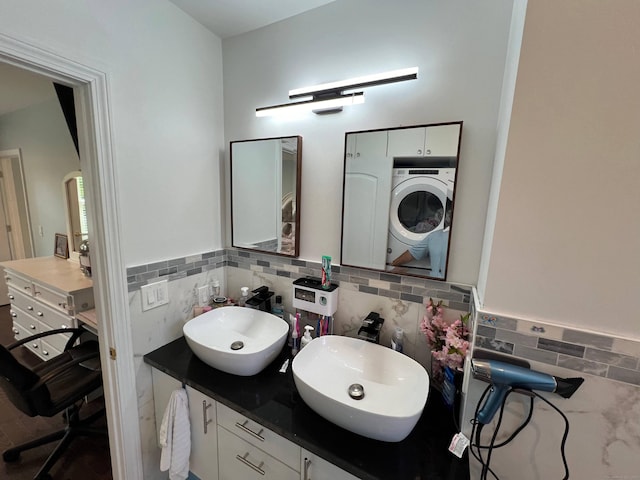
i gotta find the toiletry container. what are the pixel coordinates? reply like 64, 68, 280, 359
239, 287, 249, 307
300, 325, 314, 350
271, 295, 284, 319
391, 327, 404, 353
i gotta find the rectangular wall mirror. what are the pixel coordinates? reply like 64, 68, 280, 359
340, 122, 462, 280
231, 136, 302, 257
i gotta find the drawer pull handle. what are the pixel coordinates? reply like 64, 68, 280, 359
202, 401, 213, 434
235, 420, 265, 442
37, 312, 43, 317
8, 294, 14, 300
61, 324, 68, 329
11, 311, 17, 318
27, 306, 33, 311
43, 350, 49, 356
29, 324, 36, 330
32, 343, 38, 349
24, 286, 31, 292
235, 452, 265, 476
304, 457, 312, 480
12, 328, 19, 335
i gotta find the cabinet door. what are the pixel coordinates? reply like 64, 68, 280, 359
218, 426, 298, 480
301, 450, 360, 480
353, 130, 388, 158
151, 369, 183, 441
424, 124, 461, 156
387, 127, 426, 157
186, 385, 219, 480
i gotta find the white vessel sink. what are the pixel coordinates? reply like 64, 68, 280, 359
292, 335, 429, 442
183, 306, 288, 376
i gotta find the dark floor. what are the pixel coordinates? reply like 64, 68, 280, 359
0, 304, 112, 480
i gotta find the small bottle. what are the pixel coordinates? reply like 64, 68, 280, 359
391, 327, 404, 353
291, 328, 299, 356
239, 287, 249, 307
212, 280, 220, 297
287, 313, 296, 347
301, 325, 314, 350
271, 295, 284, 319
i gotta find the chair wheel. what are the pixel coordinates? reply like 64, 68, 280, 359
3, 450, 20, 462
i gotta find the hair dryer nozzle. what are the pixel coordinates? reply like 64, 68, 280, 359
554, 376, 584, 398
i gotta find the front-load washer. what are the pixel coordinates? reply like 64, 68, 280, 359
386, 156, 455, 276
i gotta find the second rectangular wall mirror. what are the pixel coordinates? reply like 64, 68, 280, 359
230, 136, 302, 257
340, 122, 462, 280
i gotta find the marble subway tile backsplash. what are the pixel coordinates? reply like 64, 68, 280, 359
127, 248, 472, 309
475, 311, 640, 387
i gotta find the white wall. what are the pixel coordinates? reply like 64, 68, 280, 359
480, 0, 640, 338
0, 0, 225, 266
222, 0, 515, 286
0, 98, 79, 256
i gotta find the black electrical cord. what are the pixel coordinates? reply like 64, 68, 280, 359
470, 385, 572, 480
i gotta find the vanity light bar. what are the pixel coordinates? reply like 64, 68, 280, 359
288, 67, 419, 99
255, 92, 365, 118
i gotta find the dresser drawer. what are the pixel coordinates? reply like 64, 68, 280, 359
217, 402, 300, 471
5, 271, 33, 296
29, 298, 76, 331
38, 319, 73, 352
40, 337, 62, 360
33, 282, 74, 315
12, 316, 41, 357
218, 426, 298, 480
8, 287, 37, 314
10, 305, 39, 333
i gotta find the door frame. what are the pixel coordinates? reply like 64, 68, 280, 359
0, 33, 142, 479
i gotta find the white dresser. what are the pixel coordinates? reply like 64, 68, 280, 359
2, 256, 94, 360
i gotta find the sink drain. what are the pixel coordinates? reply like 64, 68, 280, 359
348, 383, 365, 400
230, 341, 244, 350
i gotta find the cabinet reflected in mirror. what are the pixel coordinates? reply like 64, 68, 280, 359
341, 122, 462, 280
63, 171, 88, 260
231, 136, 302, 257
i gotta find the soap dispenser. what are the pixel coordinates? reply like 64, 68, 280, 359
300, 325, 314, 350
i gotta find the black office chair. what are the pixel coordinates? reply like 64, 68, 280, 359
0, 328, 106, 480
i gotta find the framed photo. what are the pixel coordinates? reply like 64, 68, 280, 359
54, 233, 69, 259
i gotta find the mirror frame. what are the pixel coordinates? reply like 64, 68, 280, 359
63, 170, 88, 262
340, 121, 463, 281
230, 136, 302, 258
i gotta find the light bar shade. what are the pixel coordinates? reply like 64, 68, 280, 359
288, 67, 419, 99
255, 66, 417, 117
255, 92, 364, 118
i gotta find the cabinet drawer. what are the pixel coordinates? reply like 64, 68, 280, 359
217, 402, 300, 471
218, 426, 298, 480
10, 305, 39, 333
38, 320, 73, 352
8, 287, 37, 314
40, 338, 62, 360
12, 316, 41, 357
29, 298, 75, 331
33, 283, 74, 315
5, 271, 33, 296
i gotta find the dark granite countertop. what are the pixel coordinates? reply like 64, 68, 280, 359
144, 337, 469, 480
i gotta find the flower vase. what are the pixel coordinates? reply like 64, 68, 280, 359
430, 353, 463, 415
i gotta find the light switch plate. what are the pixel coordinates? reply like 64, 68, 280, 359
141, 280, 169, 311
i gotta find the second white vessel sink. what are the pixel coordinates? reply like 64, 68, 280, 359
183, 306, 288, 376
292, 335, 429, 442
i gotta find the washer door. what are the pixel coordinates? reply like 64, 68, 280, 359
389, 176, 447, 246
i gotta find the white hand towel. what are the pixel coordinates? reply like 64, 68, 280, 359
159, 388, 191, 480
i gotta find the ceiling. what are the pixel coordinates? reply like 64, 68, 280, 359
169, 0, 337, 39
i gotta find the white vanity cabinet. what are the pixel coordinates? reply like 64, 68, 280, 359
2, 257, 94, 360
302, 450, 360, 480
151, 367, 361, 480
152, 369, 219, 480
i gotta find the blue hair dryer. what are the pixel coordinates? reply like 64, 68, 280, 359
471, 359, 584, 424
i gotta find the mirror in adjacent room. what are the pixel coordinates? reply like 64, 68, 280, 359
230, 136, 302, 257
340, 122, 462, 280
63, 171, 89, 261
